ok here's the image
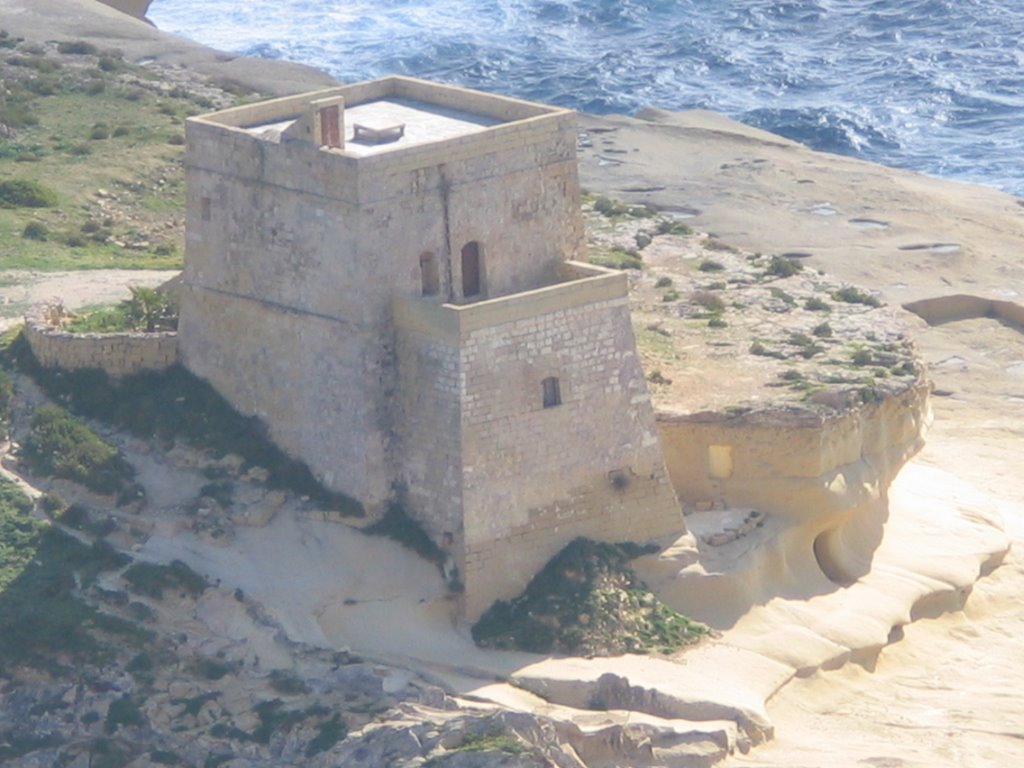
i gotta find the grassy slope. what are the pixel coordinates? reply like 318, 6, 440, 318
0, 34, 227, 271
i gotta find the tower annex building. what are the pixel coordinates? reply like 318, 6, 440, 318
178, 76, 685, 618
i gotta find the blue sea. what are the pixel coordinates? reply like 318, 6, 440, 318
148, 0, 1024, 195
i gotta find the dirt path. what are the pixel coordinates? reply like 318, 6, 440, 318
0, 268, 180, 330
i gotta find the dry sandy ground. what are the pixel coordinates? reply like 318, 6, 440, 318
578, 110, 1024, 766
0, 269, 179, 331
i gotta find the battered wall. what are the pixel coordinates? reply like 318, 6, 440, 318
178, 285, 393, 508
458, 296, 683, 617
23, 303, 177, 377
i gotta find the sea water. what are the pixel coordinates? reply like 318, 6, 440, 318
149, 0, 1024, 195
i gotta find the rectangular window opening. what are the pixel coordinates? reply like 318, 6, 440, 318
542, 376, 561, 408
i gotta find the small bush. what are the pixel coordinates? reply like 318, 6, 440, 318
22, 220, 49, 240
90, 123, 110, 140
654, 276, 673, 288
698, 259, 724, 272
84, 79, 105, 95
269, 670, 310, 696
765, 255, 803, 278
656, 218, 692, 236
692, 290, 725, 314
804, 296, 832, 312
661, 289, 680, 302
124, 560, 209, 599
97, 56, 120, 72
851, 348, 874, 366
167, 134, 185, 146
112, 125, 131, 138
812, 322, 833, 338
832, 286, 882, 307
306, 715, 347, 758
64, 233, 88, 247
0, 178, 57, 208
57, 40, 99, 55
105, 696, 145, 733
707, 316, 728, 328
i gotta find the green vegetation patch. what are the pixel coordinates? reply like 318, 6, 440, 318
65, 287, 178, 334
832, 286, 883, 307
0, 178, 57, 208
123, 559, 209, 600
589, 245, 643, 270
0, 477, 140, 672
20, 403, 135, 495
472, 538, 708, 656
15, 346, 363, 515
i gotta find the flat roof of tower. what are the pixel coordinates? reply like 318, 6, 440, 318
190, 76, 572, 157
245, 96, 501, 157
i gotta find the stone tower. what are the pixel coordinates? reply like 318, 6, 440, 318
178, 76, 684, 617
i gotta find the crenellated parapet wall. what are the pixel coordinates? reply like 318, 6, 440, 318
23, 301, 178, 378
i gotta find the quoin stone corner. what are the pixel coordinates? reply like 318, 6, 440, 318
177, 76, 685, 618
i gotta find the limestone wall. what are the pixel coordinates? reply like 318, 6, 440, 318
395, 262, 685, 618
180, 81, 584, 510
657, 380, 932, 521
23, 303, 177, 377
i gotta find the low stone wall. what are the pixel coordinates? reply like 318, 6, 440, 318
24, 302, 177, 377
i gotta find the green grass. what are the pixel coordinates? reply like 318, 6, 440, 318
64, 304, 132, 333
123, 559, 209, 600
19, 403, 135, 495
0, 477, 144, 673
589, 245, 643, 270
15, 340, 363, 515
0, 50, 202, 270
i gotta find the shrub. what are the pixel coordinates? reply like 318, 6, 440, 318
805, 296, 831, 312
57, 40, 99, 55
832, 286, 882, 307
97, 56, 120, 72
84, 79, 105, 96
0, 179, 57, 208
634, 232, 652, 249
812, 322, 833, 338
765, 255, 803, 278
698, 259, 724, 272
121, 286, 178, 332
707, 316, 728, 328
20, 404, 135, 494
22, 220, 49, 240
656, 218, 692, 236
472, 538, 707, 656
90, 123, 110, 140
112, 125, 131, 138
654, 276, 673, 288
692, 290, 725, 314
851, 348, 874, 366
124, 560, 209, 599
